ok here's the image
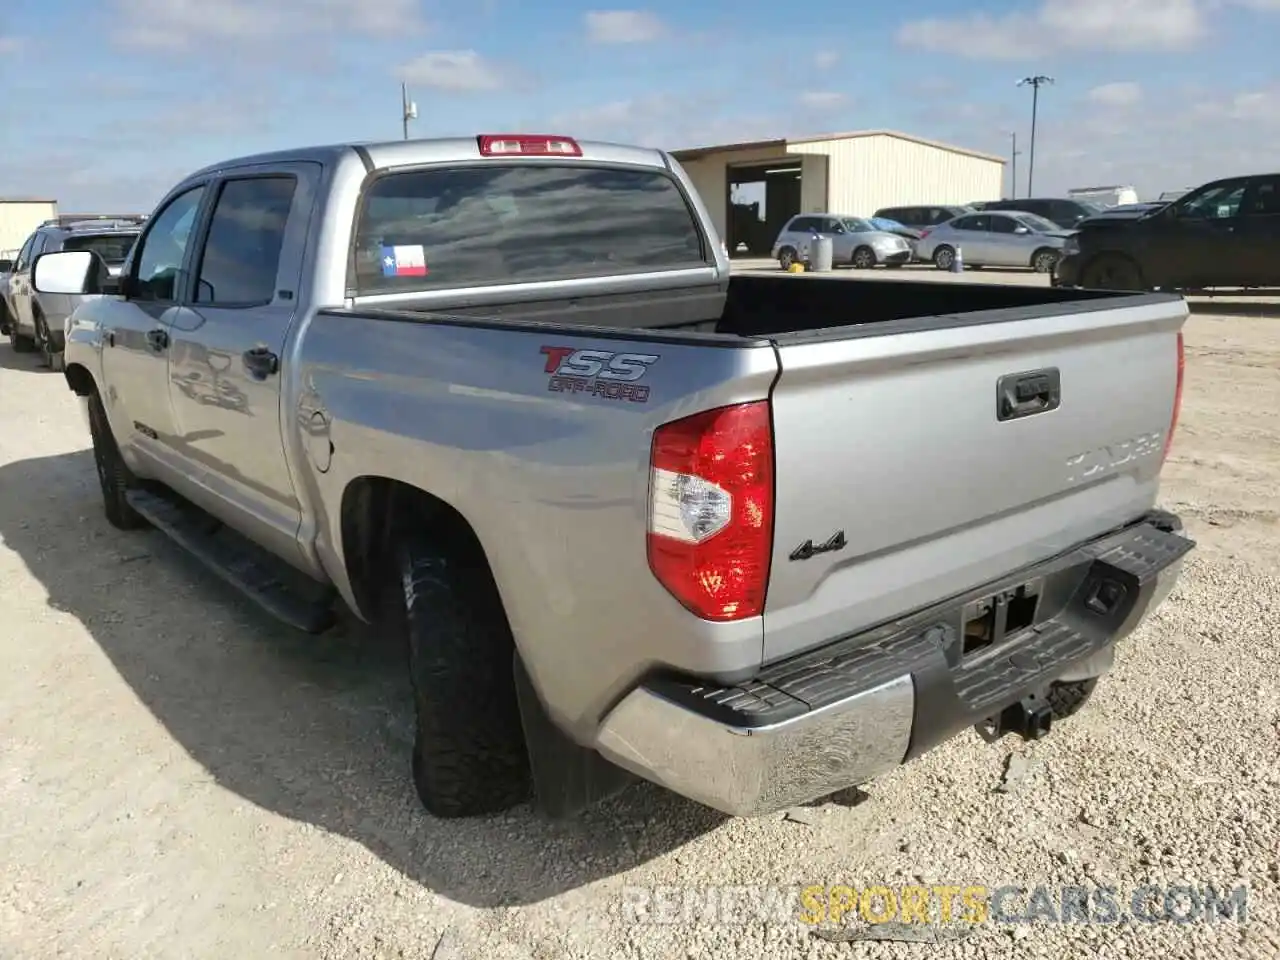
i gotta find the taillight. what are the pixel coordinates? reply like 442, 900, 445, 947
919, 228, 932, 239
647, 402, 774, 622
1163, 330, 1185, 463
477, 134, 582, 157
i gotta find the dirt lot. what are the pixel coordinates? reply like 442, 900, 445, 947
2, 274, 1278, 959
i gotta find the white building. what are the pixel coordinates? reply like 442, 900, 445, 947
670, 130, 1005, 256
0, 198, 58, 255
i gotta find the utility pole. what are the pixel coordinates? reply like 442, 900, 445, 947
1016, 75, 1054, 197
401, 83, 418, 141
1010, 131, 1021, 200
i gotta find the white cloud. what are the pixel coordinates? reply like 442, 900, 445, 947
1088, 82, 1143, 106
111, 0, 424, 48
813, 50, 839, 68
397, 50, 505, 92
898, 0, 1204, 58
583, 10, 666, 43
798, 91, 848, 110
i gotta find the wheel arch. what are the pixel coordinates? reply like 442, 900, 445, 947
338, 475, 498, 624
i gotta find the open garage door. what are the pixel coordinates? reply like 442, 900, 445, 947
727, 162, 801, 257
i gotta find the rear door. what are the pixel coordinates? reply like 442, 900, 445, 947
165, 164, 317, 562
760, 297, 1185, 660
1158, 179, 1248, 287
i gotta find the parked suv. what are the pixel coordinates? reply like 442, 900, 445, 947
5, 218, 143, 369
1055, 173, 1280, 292
981, 198, 1101, 231
872, 205, 972, 228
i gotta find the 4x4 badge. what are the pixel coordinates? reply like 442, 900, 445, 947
789, 530, 847, 562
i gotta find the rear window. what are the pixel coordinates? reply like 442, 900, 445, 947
63, 233, 138, 265
353, 163, 707, 294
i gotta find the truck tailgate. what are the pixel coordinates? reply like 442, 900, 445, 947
762, 297, 1186, 662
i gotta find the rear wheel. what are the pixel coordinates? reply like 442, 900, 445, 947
1080, 254, 1146, 290
397, 534, 532, 818
778, 247, 797, 270
851, 246, 877, 269
87, 389, 146, 530
1031, 248, 1060, 274
932, 245, 956, 271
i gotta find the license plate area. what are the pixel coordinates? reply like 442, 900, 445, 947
960, 579, 1043, 659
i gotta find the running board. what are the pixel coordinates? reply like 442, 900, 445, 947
125, 488, 337, 634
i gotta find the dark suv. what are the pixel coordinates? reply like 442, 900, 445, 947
1054, 173, 1280, 292
981, 198, 1100, 230
872, 205, 972, 228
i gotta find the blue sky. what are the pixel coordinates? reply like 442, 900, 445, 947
2, 0, 1279, 211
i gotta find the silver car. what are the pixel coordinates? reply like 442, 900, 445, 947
5, 219, 142, 369
771, 213, 913, 270
915, 210, 1074, 273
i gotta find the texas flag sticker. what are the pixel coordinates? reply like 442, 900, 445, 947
380, 244, 428, 277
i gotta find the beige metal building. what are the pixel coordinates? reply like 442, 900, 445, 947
0, 198, 58, 256
670, 130, 1005, 256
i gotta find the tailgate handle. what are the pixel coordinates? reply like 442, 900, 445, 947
997, 368, 1061, 421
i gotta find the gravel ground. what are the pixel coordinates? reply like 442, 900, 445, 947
1, 286, 1278, 960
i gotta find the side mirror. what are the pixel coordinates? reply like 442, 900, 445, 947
1014, 226, 1030, 235
32, 250, 106, 295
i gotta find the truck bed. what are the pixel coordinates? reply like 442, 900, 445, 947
376, 273, 1165, 342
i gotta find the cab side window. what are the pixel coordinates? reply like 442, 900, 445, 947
989, 216, 1020, 234
1241, 176, 1280, 216
193, 176, 297, 306
132, 185, 207, 303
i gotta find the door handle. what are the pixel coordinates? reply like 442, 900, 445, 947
997, 368, 1061, 421
146, 328, 169, 352
242, 346, 279, 379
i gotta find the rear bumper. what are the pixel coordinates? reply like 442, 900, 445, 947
596, 511, 1193, 816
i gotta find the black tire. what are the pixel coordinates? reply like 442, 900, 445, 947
932, 245, 957, 271
87, 389, 147, 530
851, 246, 877, 269
1031, 248, 1060, 274
0, 301, 10, 336
1080, 254, 1146, 291
1046, 678, 1098, 721
399, 535, 532, 818
33, 311, 65, 372
778, 247, 797, 270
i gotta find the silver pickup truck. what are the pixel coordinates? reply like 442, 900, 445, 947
32, 133, 1194, 821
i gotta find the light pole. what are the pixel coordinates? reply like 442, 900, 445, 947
1016, 75, 1054, 197
1009, 131, 1021, 200
401, 82, 418, 141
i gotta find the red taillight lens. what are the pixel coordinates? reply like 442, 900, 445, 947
647, 402, 775, 622
919, 228, 932, 239
1163, 330, 1185, 463
477, 134, 582, 157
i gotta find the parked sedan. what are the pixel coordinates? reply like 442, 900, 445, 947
915, 210, 1074, 272
772, 213, 913, 269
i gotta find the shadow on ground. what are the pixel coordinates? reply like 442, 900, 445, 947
0, 450, 725, 908
0, 346, 52, 372
1189, 299, 1280, 318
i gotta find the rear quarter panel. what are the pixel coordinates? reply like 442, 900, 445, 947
292, 311, 779, 737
